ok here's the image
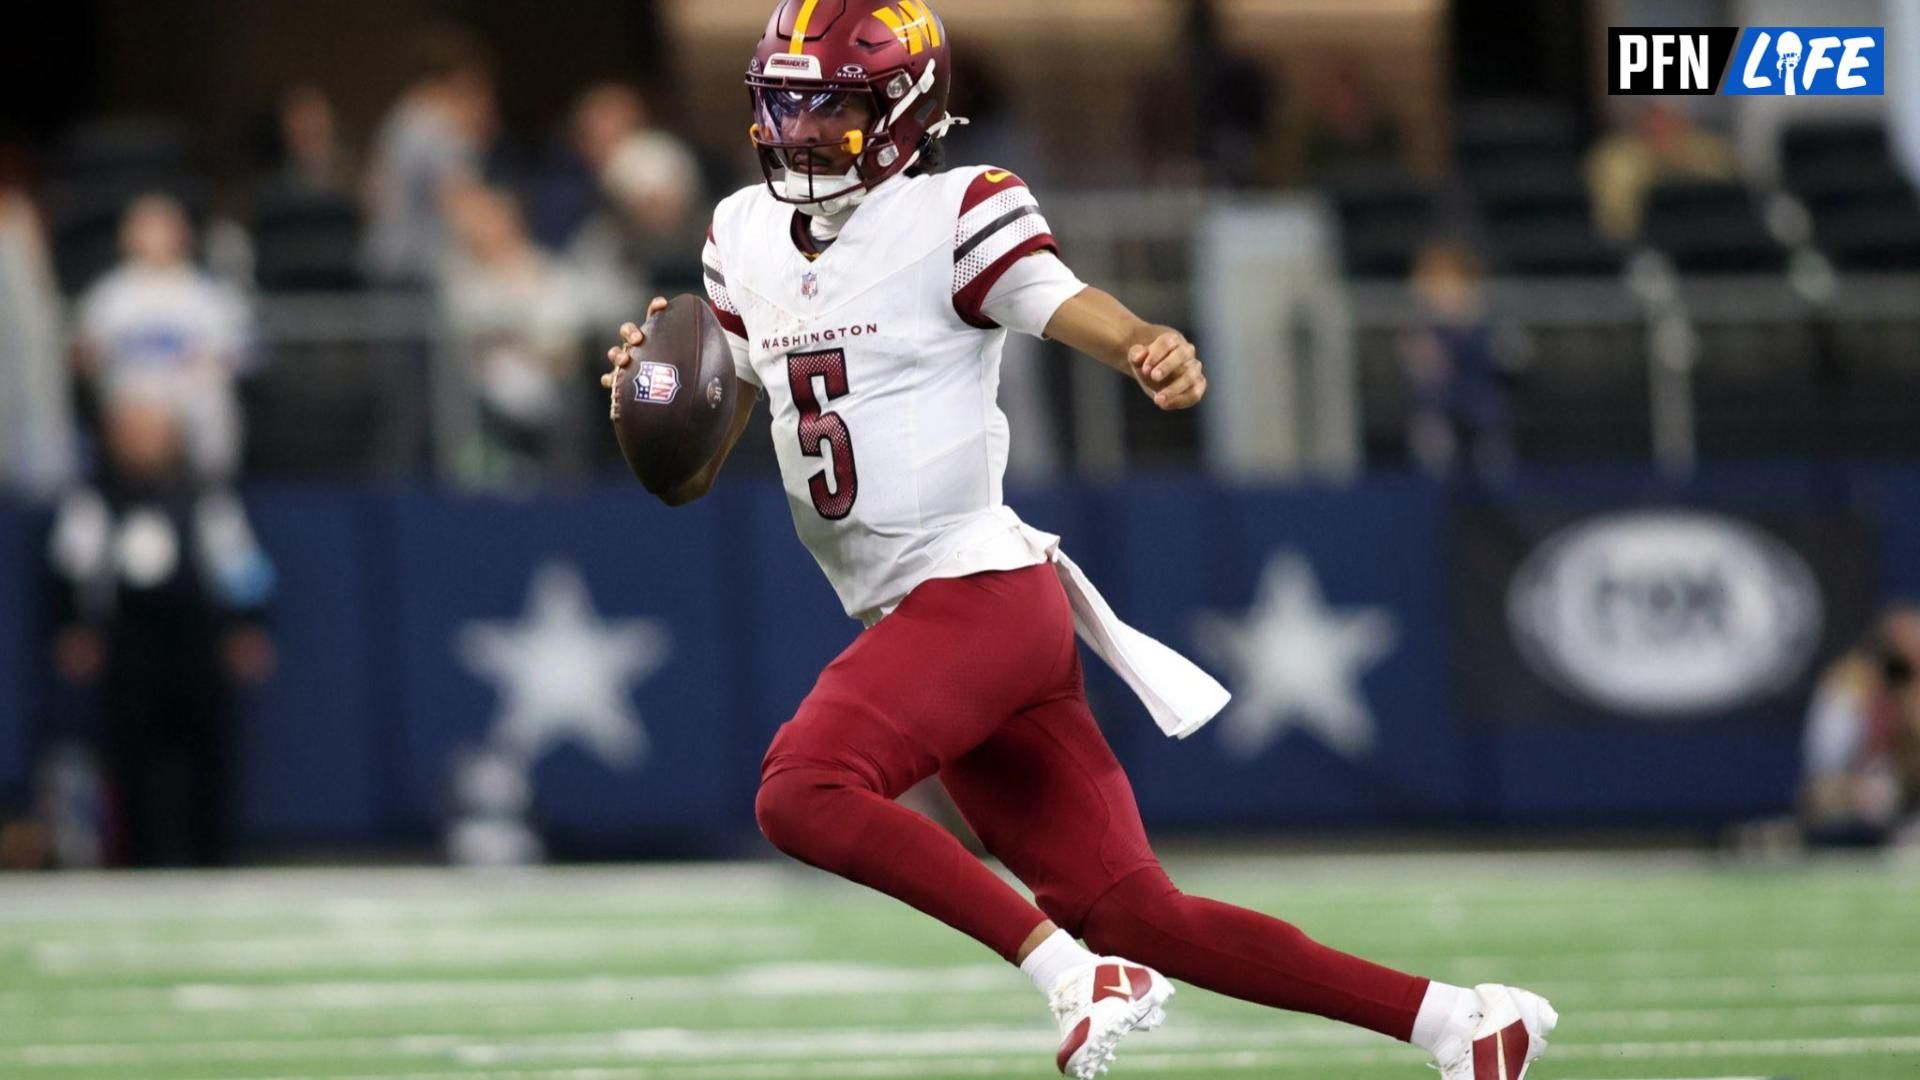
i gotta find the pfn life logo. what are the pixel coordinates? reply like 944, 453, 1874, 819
1725, 28, 1883, 96
1610, 26, 1883, 95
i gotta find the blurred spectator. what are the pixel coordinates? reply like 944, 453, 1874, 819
0, 171, 76, 500
554, 85, 702, 304
1800, 608, 1920, 848
259, 84, 355, 196
76, 194, 254, 481
47, 392, 276, 867
1586, 102, 1738, 241
1288, 54, 1400, 184
530, 82, 646, 251
600, 127, 701, 241
442, 183, 602, 489
362, 26, 497, 286
1399, 240, 1514, 480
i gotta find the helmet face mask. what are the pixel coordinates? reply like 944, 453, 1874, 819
747, 1, 955, 215
749, 82, 886, 212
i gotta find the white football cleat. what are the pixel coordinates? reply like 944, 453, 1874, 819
1048, 958, 1174, 1078
1431, 983, 1558, 1079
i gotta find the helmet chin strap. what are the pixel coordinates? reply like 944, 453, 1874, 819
926, 114, 969, 139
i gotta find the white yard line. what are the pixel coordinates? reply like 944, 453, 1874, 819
27, 925, 804, 976
17, 998, 1916, 1042
12, 1023, 1920, 1070
9, 960, 1920, 1021
0, 852, 1906, 915
1438, 944, 1920, 976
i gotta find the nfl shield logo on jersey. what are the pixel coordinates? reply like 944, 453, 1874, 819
801, 270, 819, 299
632, 362, 679, 404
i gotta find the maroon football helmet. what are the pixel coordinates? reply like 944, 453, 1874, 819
747, 0, 958, 213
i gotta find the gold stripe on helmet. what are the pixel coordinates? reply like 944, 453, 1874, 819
871, 6, 916, 54
789, 0, 825, 54
898, 0, 940, 48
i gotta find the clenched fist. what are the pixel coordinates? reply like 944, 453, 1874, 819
1126, 330, 1206, 410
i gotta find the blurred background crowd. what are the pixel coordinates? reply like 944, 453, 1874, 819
1, 0, 1917, 869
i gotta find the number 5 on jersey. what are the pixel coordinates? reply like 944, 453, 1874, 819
787, 348, 859, 520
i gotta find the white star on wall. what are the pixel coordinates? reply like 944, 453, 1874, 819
1194, 551, 1398, 761
457, 562, 670, 769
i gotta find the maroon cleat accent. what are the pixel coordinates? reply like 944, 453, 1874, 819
1089, 964, 1153, 1005
1470, 1018, 1533, 1078
1056, 1017, 1090, 1073
1472, 1031, 1498, 1076
1499, 1019, 1531, 1073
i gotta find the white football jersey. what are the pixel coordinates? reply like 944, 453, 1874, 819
704, 165, 1068, 623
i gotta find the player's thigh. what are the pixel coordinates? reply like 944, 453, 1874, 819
763, 567, 1073, 796
940, 687, 1160, 933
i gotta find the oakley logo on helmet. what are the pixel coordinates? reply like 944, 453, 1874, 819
837, 63, 868, 78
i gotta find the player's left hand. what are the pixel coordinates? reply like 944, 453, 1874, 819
599, 296, 673, 390
1128, 331, 1205, 410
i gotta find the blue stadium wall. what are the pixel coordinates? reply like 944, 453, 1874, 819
2, 463, 1916, 856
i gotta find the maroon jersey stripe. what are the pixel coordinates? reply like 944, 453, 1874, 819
960, 167, 1029, 216
707, 299, 747, 338
952, 231, 1058, 329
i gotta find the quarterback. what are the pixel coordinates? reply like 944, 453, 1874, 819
602, 2, 1556, 1076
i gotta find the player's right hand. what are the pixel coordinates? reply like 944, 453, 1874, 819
600, 296, 671, 389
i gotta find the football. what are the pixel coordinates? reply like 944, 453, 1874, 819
609, 294, 740, 497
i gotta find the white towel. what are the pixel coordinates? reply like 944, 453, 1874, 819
1049, 547, 1230, 739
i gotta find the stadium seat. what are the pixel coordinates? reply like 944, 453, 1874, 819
250, 185, 365, 292
54, 118, 191, 182
1452, 98, 1585, 196
1471, 161, 1621, 277
1811, 202, 1920, 272
1472, 160, 1585, 215
1485, 218, 1624, 277
1642, 181, 1789, 274
1781, 122, 1894, 183
1324, 170, 1444, 279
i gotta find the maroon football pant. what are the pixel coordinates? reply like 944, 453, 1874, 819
755, 563, 1428, 1040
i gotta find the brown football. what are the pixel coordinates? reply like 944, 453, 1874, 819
610, 294, 740, 496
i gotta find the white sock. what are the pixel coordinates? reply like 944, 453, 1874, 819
1409, 980, 1476, 1054
1020, 929, 1098, 996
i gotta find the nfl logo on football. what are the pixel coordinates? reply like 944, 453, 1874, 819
801, 270, 819, 299
633, 362, 678, 405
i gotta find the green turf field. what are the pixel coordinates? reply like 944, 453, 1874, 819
3, 852, 1918, 1079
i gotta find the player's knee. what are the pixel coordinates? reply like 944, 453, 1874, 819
753, 770, 814, 855
754, 766, 863, 861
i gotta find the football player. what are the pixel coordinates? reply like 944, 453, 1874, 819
602, 3, 1555, 1076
